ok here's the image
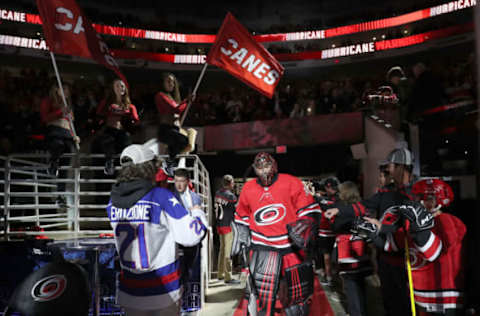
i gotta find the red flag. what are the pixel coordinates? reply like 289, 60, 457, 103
36, 0, 128, 85
207, 13, 284, 99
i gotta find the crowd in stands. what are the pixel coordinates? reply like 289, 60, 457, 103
0, 52, 475, 155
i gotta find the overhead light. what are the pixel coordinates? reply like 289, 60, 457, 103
331, 44, 336, 48
404, 30, 408, 34
372, 37, 376, 41
381, 34, 386, 39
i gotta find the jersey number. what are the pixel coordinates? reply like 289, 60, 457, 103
115, 223, 149, 269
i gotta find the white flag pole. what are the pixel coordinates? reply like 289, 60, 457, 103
180, 62, 208, 127
49, 51, 80, 151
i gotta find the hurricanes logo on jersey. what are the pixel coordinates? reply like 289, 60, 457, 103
31, 274, 67, 302
254, 204, 286, 226
408, 247, 428, 270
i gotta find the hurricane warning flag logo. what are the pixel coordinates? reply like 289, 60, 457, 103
254, 204, 287, 226
31, 274, 67, 302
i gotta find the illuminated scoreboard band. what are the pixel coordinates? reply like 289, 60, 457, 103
0, 23, 472, 64
0, 0, 476, 43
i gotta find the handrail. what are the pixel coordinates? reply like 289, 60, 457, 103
0, 153, 212, 239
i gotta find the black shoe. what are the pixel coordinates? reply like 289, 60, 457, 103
47, 161, 59, 177
319, 275, 330, 285
225, 279, 241, 285
56, 196, 67, 208
164, 158, 176, 177
104, 160, 115, 176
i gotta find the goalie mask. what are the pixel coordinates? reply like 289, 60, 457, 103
253, 152, 278, 186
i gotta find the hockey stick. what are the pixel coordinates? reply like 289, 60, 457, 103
405, 237, 417, 316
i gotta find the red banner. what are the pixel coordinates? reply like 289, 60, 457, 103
206, 13, 284, 99
35, 0, 127, 85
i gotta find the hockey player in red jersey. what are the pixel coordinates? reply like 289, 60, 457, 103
231, 152, 320, 316
355, 179, 466, 316
411, 179, 466, 315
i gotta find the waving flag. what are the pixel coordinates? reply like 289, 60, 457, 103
36, 0, 128, 85
207, 13, 284, 98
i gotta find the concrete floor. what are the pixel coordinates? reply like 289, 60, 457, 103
200, 271, 359, 316
201, 274, 246, 316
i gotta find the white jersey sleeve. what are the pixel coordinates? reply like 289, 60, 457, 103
160, 190, 207, 247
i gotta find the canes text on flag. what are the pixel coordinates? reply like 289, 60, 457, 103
207, 13, 284, 99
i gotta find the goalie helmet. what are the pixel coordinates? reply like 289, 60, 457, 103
253, 152, 278, 186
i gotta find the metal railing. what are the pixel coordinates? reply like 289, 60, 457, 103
0, 153, 213, 238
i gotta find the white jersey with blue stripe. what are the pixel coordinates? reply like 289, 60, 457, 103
107, 187, 207, 310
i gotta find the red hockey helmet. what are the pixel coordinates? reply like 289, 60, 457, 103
253, 152, 278, 186
412, 178, 454, 208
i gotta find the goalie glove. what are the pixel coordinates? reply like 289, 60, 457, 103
399, 201, 434, 233
230, 222, 251, 257
351, 217, 378, 242
287, 218, 318, 250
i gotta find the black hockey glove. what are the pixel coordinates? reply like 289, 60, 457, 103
399, 201, 434, 234
351, 217, 378, 242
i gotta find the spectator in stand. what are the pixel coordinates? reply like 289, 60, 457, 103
251, 95, 273, 121
277, 83, 297, 118
214, 174, 241, 284
95, 79, 139, 175
409, 62, 447, 122
386, 66, 410, 123
226, 91, 243, 123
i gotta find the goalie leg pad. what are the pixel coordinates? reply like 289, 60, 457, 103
280, 261, 314, 316
231, 222, 250, 257
250, 249, 282, 316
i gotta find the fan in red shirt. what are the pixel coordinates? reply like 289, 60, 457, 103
40, 82, 80, 177
155, 73, 195, 174
231, 152, 320, 316
94, 79, 139, 175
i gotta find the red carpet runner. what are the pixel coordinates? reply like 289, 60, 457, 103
233, 276, 334, 316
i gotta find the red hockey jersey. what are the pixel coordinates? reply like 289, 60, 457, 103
384, 213, 466, 313
234, 174, 318, 250
336, 234, 372, 275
